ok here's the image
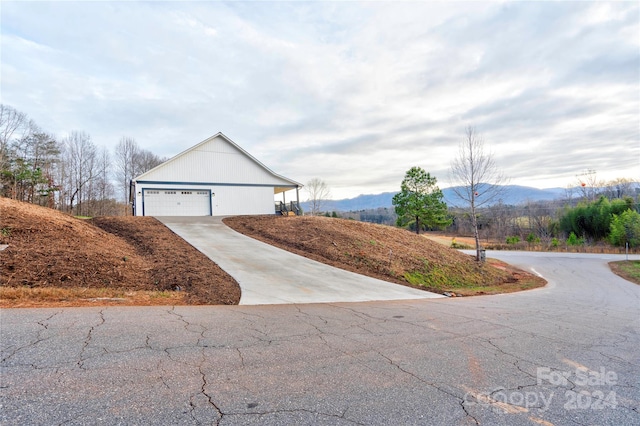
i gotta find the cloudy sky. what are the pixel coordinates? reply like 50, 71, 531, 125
2, 1, 638, 199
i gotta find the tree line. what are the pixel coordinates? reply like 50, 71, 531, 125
4, 105, 638, 248
330, 126, 639, 252
449, 194, 639, 248
305, 126, 639, 252
333, 187, 639, 250
0, 104, 165, 216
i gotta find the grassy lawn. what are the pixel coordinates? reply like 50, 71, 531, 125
609, 260, 640, 285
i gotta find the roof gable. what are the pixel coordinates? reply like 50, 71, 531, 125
134, 133, 301, 188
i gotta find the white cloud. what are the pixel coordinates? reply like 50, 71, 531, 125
1, 1, 638, 199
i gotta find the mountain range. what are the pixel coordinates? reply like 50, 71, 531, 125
301, 185, 571, 212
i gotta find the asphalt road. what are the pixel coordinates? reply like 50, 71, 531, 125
1, 251, 639, 425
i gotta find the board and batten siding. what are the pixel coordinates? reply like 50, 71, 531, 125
131, 133, 301, 217
138, 138, 282, 185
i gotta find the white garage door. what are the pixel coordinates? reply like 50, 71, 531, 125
143, 189, 211, 216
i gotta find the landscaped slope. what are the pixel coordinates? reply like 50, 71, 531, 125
224, 215, 544, 295
0, 198, 240, 306
1, 198, 543, 308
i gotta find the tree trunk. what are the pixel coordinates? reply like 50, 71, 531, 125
415, 216, 420, 235
471, 206, 481, 261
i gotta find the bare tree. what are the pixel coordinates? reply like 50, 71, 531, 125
90, 147, 115, 216
450, 126, 507, 261
0, 105, 30, 164
575, 169, 601, 201
114, 137, 165, 205
602, 177, 636, 199
564, 184, 576, 202
114, 137, 139, 203
305, 178, 331, 216
487, 201, 513, 242
59, 131, 97, 216
0, 105, 35, 196
525, 200, 555, 244
136, 149, 165, 174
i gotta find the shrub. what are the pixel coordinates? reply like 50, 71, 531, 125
609, 209, 640, 247
526, 233, 540, 244
559, 196, 635, 242
567, 232, 584, 246
506, 236, 520, 244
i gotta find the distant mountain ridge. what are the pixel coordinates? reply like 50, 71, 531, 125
301, 185, 570, 212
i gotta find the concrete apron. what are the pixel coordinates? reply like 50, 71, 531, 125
157, 216, 444, 305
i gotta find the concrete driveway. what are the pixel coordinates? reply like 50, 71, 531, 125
157, 216, 442, 304
2, 252, 639, 425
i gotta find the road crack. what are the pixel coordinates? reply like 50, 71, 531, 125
1, 310, 62, 364
376, 351, 479, 425
77, 310, 105, 370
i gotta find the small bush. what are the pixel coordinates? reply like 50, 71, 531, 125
567, 232, 584, 246
551, 238, 560, 248
506, 236, 520, 244
526, 233, 540, 244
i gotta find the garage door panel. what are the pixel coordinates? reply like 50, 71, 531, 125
143, 189, 211, 216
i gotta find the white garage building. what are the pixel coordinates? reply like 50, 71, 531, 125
131, 133, 302, 217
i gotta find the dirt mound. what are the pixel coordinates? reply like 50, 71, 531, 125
224, 215, 544, 295
1, 198, 148, 288
1, 198, 240, 306
1, 198, 543, 308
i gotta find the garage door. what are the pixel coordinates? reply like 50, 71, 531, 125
143, 189, 211, 216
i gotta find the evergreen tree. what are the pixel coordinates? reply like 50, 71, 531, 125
392, 167, 450, 234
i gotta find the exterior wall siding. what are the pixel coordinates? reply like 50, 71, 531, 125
211, 186, 274, 216
132, 133, 301, 217
133, 182, 275, 216
139, 137, 290, 186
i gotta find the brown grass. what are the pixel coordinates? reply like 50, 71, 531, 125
426, 232, 638, 255
1, 287, 185, 308
224, 215, 546, 296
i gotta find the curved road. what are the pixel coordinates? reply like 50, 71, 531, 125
1, 251, 639, 425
